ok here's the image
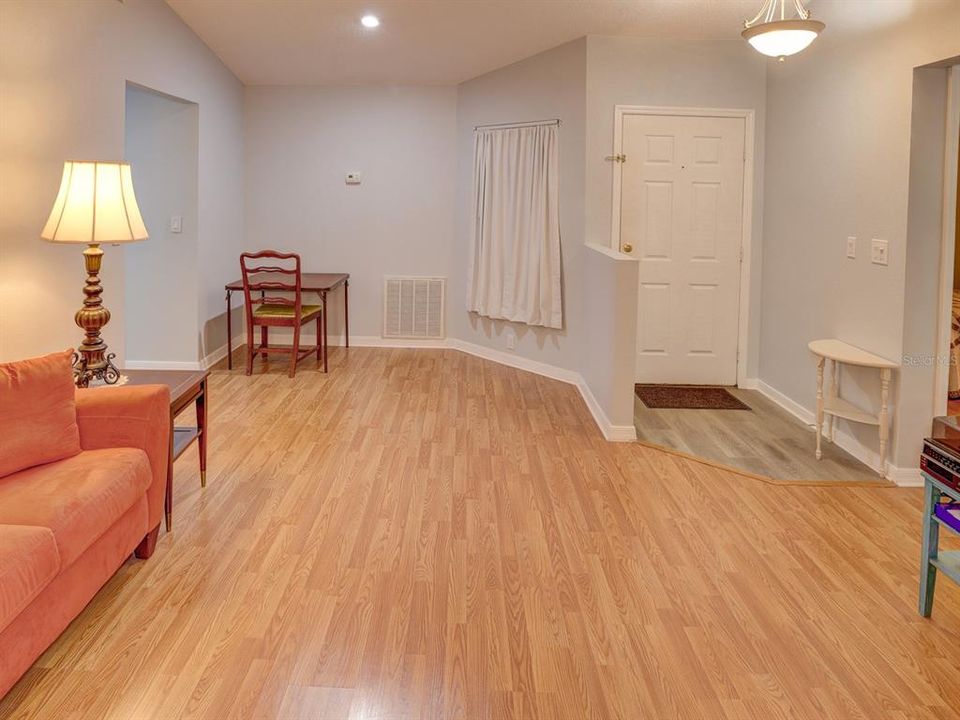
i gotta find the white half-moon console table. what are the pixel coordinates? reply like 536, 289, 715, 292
808, 339, 900, 476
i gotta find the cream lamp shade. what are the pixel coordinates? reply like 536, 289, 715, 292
40, 161, 148, 243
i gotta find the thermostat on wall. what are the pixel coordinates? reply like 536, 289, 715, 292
345, 172, 362, 185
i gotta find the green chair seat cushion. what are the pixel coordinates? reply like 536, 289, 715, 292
253, 303, 322, 319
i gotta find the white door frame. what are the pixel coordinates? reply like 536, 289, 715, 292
610, 105, 756, 386
934, 66, 960, 415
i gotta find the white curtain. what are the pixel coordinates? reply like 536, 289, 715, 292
467, 123, 563, 329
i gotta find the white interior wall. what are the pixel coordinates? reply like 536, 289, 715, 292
242, 86, 457, 343
585, 35, 768, 380
453, 39, 588, 374
6, 0, 959, 462
760, 1, 960, 471
900, 64, 957, 472
0, 0, 243, 365
124, 84, 199, 364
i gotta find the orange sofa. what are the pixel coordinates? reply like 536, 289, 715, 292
0, 352, 169, 699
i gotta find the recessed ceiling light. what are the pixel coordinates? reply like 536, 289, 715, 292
361, 14, 380, 28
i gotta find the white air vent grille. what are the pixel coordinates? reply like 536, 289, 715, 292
383, 276, 445, 339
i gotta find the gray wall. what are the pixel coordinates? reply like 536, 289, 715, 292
0, 0, 244, 365
454, 38, 588, 374
243, 86, 458, 341
759, 1, 960, 468
899, 67, 954, 468
124, 85, 199, 364
585, 35, 768, 379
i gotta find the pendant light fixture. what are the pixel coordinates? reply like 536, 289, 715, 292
742, 0, 825, 61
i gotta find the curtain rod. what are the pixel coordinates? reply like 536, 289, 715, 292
474, 118, 561, 131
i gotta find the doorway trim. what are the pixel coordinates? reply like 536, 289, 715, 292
933, 66, 960, 416
610, 105, 756, 386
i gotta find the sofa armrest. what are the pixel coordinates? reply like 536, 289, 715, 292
75, 385, 170, 531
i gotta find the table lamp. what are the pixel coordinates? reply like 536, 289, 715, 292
40, 161, 149, 387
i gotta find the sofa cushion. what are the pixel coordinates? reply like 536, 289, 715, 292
0, 349, 81, 478
0, 448, 151, 567
0, 525, 60, 631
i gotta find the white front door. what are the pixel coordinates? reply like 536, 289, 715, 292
621, 113, 746, 385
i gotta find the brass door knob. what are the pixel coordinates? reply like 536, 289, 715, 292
622, 243, 633, 253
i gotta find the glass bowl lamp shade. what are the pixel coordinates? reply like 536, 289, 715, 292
742, 0, 824, 59
40, 161, 148, 387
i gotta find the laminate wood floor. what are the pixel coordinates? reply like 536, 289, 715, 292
635, 388, 884, 483
3, 348, 959, 720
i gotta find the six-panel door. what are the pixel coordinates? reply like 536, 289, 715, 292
621, 114, 746, 385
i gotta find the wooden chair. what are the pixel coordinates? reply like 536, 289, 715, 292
240, 250, 323, 378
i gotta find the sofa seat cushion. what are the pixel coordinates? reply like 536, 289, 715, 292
0, 448, 151, 568
0, 525, 60, 631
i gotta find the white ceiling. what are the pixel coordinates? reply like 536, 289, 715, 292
164, 0, 766, 85
163, 0, 936, 86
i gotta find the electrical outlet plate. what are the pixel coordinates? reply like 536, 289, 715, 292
871, 238, 889, 266
345, 173, 361, 185
506, 330, 516, 350
846, 236, 856, 259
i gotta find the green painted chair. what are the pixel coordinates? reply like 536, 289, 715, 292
240, 250, 323, 378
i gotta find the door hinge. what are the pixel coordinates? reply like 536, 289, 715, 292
739, 247, 744, 263
605, 153, 627, 163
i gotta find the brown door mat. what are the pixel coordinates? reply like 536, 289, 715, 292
635, 384, 751, 410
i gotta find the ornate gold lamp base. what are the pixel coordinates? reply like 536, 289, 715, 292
73, 243, 121, 388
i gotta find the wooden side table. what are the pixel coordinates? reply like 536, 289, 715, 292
124, 369, 209, 531
808, 339, 899, 476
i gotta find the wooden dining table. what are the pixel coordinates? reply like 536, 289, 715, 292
225, 273, 349, 373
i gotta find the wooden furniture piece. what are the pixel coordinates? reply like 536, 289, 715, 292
239, 251, 325, 378
226, 272, 349, 373
124, 369, 208, 531
918, 418, 960, 617
808, 339, 899, 476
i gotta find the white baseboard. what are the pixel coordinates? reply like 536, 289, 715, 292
124, 359, 204, 371
201, 333, 247, 370
447, 338, 580, 384
447, 339, 635, 441
575, 376, 638, 441
126, 334, 247, 372
886, 467, 923, 487
137, 333, 634, 443
751, 378, 918, 486
348, 335, 448, 349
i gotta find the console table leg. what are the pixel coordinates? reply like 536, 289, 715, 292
164, 415, 173, 531
226, 289, 233, 371
815, 356, 825, 460
828, 359, 838, 443
919, 480, 940, 617
197, 379, 207, 488
879, 368, 891, 477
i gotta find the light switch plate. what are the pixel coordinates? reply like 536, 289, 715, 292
345, 173, 361, 185
846, 236, 857, 259
871, 238, 889, 266
170, 216, 182, 233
